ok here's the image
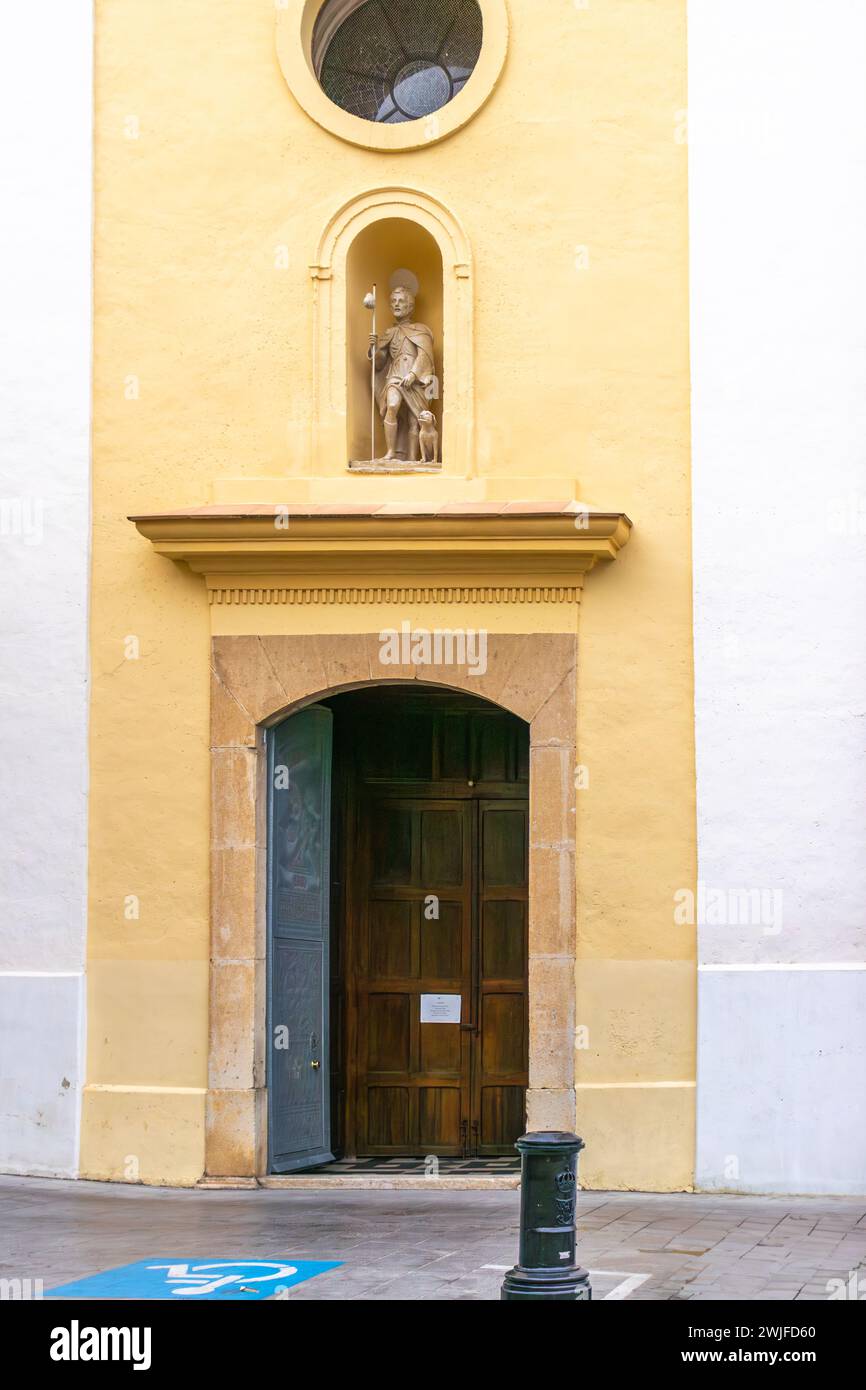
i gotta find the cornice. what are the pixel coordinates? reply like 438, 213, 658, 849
130, 505, 631, 584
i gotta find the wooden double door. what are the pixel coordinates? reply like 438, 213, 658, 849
352, 792, 528, 1156
331, 691, 530, 1159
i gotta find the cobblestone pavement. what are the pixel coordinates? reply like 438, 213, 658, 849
2, 1176, 865, 1301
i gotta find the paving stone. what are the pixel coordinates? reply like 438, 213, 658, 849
4, 1175, 866, 1302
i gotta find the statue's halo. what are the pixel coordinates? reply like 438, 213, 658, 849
389, 268, 419, 297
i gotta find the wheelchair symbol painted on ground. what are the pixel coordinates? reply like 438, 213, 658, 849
147, 1261, 299, 1296
47, 1256, 342, 1300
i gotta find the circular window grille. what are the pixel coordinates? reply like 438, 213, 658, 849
313, 0, 483, 125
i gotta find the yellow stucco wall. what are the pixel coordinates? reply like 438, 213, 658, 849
84, 0, 693, 1188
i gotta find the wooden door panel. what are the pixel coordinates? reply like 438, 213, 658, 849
482, 900, 526, 980
420, 902, 463, 981
354, 797, 472, 1155
419, 1088, 462, 1147
368, 1087, 410, 1147
367, 899, 413, 978
481, 994, 526, 1076
476, 716, 511, 782
482, 805, 527, 886
439, 714, 469, 779
371, 807, 413, 883
474, 800, 529, 1155
420, 808, 464, 885
358, 706, 434, 781
366, 994, 411, 1072
419, 1021, 462, 1074
481, 1086, 526, 1149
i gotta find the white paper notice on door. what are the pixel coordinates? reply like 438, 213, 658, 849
420, 994, 462, 1024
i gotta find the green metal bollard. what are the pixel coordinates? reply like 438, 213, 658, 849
501, 1131, 591, 1301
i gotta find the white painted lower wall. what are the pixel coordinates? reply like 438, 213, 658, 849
0, 7, 92, 1176
689, 0, 866, 1193
697, 969, 866, 1195
0, 976, 86, 1177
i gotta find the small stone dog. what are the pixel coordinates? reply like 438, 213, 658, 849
418, 409, 438, 464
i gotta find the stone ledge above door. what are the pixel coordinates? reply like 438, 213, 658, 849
129, 503, 632, 610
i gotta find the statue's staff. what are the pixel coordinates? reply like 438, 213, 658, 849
363, 286, 377, 461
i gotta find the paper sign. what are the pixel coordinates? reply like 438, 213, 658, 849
420, 993, 461, 1024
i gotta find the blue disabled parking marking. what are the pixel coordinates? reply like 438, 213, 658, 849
47, 1258, 342, 1300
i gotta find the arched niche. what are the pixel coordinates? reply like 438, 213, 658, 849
310, 188, 474, 476
346, 218, 443, 467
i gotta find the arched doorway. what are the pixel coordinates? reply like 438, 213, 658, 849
267, 684, 529, 1173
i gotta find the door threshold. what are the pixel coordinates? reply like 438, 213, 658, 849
259, 1173, 520, 1191
262, 1154, 520, 1190
197, 1173, 519, 1191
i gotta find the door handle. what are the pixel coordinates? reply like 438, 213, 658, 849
310, 1060, 321, 1069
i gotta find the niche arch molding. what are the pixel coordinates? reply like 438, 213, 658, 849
310, 187, 475, 476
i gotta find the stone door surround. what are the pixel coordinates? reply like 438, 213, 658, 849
208, 631, 579, 1176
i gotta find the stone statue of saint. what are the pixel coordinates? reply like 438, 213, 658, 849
368, 278, 439, 463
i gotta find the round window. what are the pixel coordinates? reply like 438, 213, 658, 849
312, 0, 483, 125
